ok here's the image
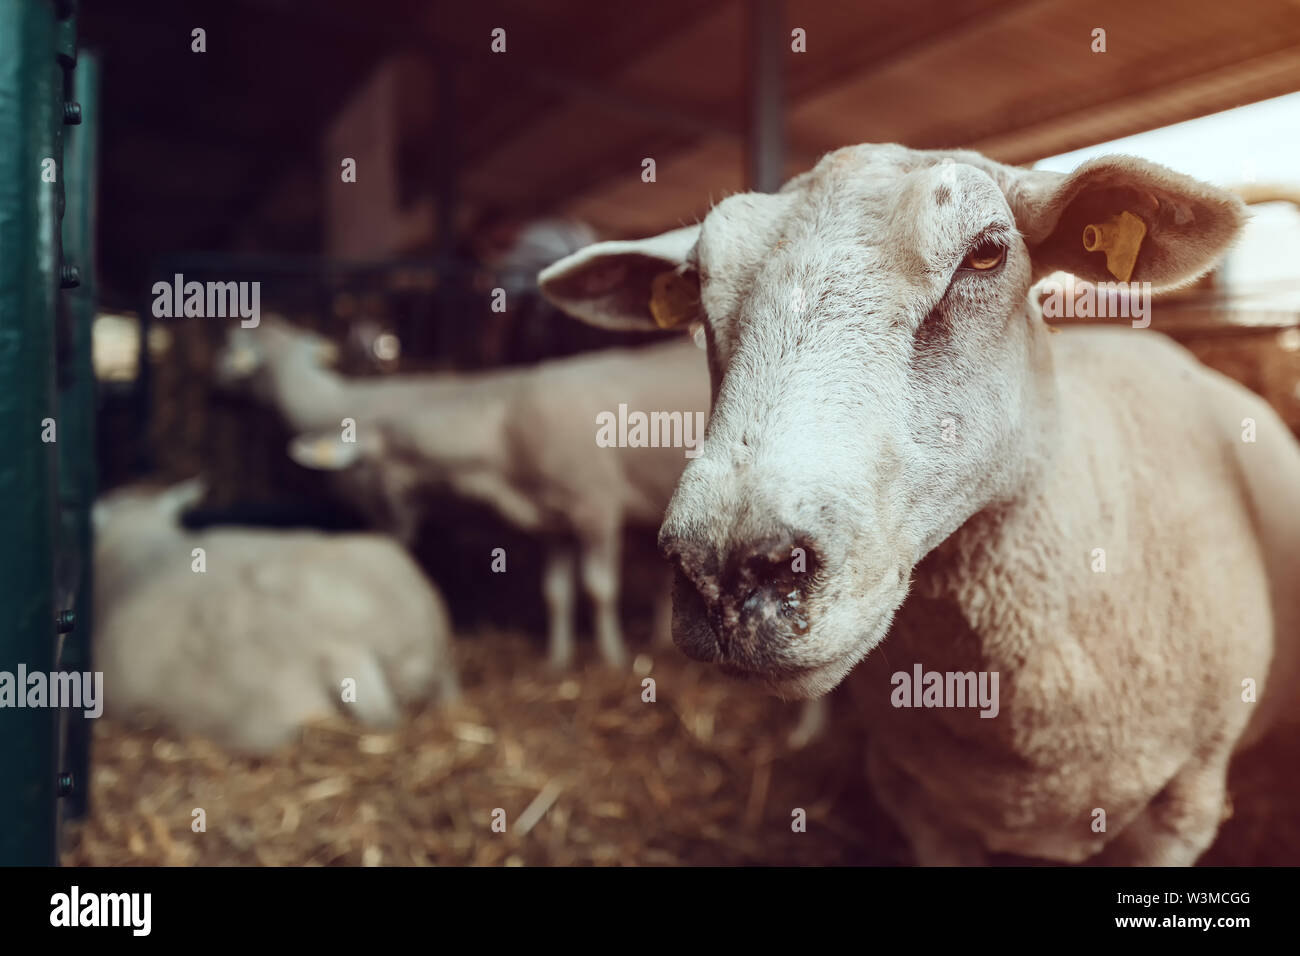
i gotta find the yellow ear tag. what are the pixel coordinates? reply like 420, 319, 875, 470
1081, 210, 1147, 282
649, 269, 699, 329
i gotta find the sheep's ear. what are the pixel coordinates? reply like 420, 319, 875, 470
1008, 156, 1246, 289
539, 225, 701, 330
288, 431, 382, 471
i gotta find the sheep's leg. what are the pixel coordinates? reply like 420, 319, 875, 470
543, 544, 578, 670
579, 530, 628, 669
651, 564, 675, 648
437, 666, 461, 704
1089, 759, 1233, 866
786, 697, 830, 749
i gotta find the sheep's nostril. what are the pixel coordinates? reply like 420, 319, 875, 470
670, 567, 722, 662
740, 566, 810, 633
731, 531, 819, 636
736, 532, 817, 585
660, 529, 820, 650
660, 534, 723, 611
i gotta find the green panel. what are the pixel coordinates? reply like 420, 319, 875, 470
0, 0, 65, 866
57, 48, 97, 824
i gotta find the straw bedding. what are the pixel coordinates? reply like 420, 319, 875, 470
62, 631, 1298, 866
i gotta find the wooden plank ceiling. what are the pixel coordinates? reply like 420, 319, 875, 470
80, 0, 1300, 306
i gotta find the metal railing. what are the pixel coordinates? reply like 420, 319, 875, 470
0, 0, 96, 866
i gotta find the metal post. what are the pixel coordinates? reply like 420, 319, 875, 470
57, 47, 97, 824
433, 58, 457, 361
133, 272, 154, 474
0, 0, 66, 866
747, 0, 786, 193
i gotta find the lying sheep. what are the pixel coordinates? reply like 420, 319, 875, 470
216, 318, 712, 669
94, 480, 458, 753
540, 143, 1300, 864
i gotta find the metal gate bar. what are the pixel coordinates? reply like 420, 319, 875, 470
0, 0, 91, 866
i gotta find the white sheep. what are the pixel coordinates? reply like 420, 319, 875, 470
540, 144, 1300, 864
216, 318, 712, 669
94, 479, 458, 753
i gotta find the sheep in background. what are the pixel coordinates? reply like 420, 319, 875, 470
215, 317, 712, 670
94, 479, 458, 754
217, 319, 831, 744
482, 218, 601, 365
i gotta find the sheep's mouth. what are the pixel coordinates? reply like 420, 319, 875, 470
716, 657, 817, 684
715, 652, 861, 702
672, 562, 904, 699
671, 567, 834, 681
717, 658, 816, 697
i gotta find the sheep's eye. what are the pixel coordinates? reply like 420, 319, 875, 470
961, 240, 1006, 272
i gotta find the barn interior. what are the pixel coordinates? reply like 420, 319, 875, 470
7, 0, 1300, 866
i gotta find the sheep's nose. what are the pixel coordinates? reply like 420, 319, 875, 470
734, 532, 814, 620
661, 526, 819, 658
